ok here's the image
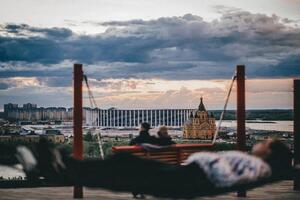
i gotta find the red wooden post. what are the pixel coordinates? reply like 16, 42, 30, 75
73, 64, 83, 198
236, 65, 246, 197
294, 79, 300, 190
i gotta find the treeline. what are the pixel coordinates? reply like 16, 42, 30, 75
210, 109, 293, 121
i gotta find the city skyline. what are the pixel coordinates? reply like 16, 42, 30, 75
1, 100, 294, 112
0, 0, 299, 110
2, 101, 294, 128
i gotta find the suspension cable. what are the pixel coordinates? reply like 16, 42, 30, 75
83, 75, 97, 108
212, 73, 237, 144
83, 75, 105, 159
96, 130, 105, 159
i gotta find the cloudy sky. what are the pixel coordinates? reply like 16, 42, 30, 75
0, 0, 299, 110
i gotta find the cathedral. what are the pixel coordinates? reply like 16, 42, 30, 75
183, 97, 216, 139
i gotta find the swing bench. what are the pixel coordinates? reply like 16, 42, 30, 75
112, 143, 214, 165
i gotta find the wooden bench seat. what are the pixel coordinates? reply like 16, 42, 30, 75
112, 143, 214, 165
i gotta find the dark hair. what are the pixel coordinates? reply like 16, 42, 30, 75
264, 140, 292, 176
141, 122, 151, 131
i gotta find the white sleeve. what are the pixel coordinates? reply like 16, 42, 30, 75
186, 152, 237, 187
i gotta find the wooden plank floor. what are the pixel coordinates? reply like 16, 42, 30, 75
0, 181, 299, 200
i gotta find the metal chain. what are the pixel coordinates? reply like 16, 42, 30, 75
83, 75, 98, 108
212, 73, 237, 144
83, 75, 105, 159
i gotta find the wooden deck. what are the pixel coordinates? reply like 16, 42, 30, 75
0, 181, 299, 200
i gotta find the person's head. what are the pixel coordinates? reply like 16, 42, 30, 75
139, 122, 151, 133
157, 126, 169, 138
252, 139, 292, 173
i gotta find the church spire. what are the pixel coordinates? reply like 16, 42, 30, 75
198, 97, 206, 111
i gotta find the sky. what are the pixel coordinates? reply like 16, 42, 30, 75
0, 0, 299, 110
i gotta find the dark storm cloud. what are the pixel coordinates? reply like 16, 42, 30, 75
3, 24, 73, 38
255, 54, 300, 77
38, 77, 72, 87
1, 10, 300, 84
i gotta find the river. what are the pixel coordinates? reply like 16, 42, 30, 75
221, 120, 293, 132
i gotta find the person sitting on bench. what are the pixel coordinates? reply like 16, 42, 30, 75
129, 122, 156, 145
156, 126, 175, 146
129, 124, 175, 198
16, 139, 292, 199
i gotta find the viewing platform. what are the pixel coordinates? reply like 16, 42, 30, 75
0, 181, 299, 200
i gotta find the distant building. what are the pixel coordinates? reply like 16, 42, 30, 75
3, 103, 73, 122
0, 129, 65, 143
4, 103, 18, 119
183, 97, 216, 139
84, 108, 195, 127
4, 103, 198, 128
43, 129, 65, 143
23, 103, 37, 109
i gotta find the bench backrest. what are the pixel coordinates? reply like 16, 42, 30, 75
112, 143, 214, 165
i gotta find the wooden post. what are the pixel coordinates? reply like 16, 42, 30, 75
73, 64, 83, 198
294, 79, 300, 190
236, 65, 246, 197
